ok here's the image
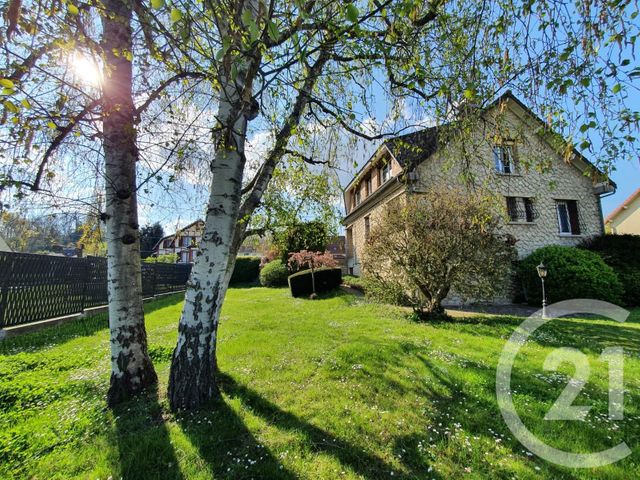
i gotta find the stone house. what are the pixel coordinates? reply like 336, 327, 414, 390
343, 91, 615, 282
605, 187, 640, 235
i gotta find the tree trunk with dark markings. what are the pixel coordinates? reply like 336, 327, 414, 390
102, 0, 157, 406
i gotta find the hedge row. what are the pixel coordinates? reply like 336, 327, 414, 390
230, 256, 261, 284
288, 267, 342, 297
580, 234, 640, 306
518, 245, 623, 306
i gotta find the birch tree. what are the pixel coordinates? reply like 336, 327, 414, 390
0, 0, 205, 404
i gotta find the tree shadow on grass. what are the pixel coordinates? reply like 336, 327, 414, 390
0, 293, 184, 355
176, 393, 298, 479
216, 371, 440, 479
112, 384, 183, 480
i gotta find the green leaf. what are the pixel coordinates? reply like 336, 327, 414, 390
151, 0, 164, 9
170, 8, 182, 22
345, 3, 359, 22
67, 3, 79, 15
47, 121, 57, 129
21, 98, 31, 109
2, 88, 15, 95
0, 79, 15, 89
3, 100, 19, 113
463, 89, 474, 100
579, 123, 589, 133
267, 20, 279, 42
612, 83, 621, 94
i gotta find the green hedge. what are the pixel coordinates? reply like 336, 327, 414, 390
259, 259, 289, 287
288, 267, 342, 297
230, 256, 261, 284
518, 245, 623, 306
580, 234, 640, 306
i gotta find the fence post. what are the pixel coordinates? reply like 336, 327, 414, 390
0, 254, 11, 328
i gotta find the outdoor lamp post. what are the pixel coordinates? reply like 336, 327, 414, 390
304, 255, 316, 295
536, 262, 548, 318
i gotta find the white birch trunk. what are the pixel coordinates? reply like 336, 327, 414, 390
167, 74, 249, 409
102, 0, 157, 406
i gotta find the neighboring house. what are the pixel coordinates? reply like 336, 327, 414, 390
154, 220, 204, 263
154, 220, 269, 263
605, 188, 640, 235
343, 91, 614, 277
0, 234, 11, 252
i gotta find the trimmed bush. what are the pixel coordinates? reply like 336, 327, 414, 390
518, 245, 623, 306
580, 234, 640, 306
230, 256, 261, 284
259, 259, 289, 287
288, 267, 342, 297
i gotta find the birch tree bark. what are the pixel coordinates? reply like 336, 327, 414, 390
102, 0, 157, 405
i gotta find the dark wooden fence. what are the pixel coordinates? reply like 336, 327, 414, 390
0, 252, 192, 327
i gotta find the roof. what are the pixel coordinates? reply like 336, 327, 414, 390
383, 127, 439, 169
605, 187, 640, 223
344, 90, 614, 193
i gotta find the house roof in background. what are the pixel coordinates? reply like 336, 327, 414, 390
605, 187, 640, 223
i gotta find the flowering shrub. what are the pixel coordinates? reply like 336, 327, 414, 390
287, 250, 338, 272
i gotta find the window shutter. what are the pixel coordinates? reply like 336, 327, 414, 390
567, 200, 580, 234
505, 197, 518, 221
524, 198, 534, 222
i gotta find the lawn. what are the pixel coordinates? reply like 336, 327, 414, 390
1, 287, 639, 479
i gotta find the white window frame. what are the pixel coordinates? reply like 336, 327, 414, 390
494, 145, 515, 174
381, 163, 391, 183
556, 200, 572, 235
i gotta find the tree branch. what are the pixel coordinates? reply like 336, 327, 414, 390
31, 99, 100, 191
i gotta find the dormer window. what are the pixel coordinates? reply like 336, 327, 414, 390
354, 189, 361, 207
381, 163, 391, 183
365, 176, 373, 196
493, 145, 515, 174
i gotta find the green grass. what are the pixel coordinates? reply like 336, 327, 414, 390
1, 288, 639, 479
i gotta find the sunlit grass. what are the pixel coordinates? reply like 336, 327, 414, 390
1, 288, 638, 479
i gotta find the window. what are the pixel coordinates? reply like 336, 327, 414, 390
163, 239, 174, 248
354, 189, 361, 207
181, 235, 191, 247
364, 216, 371, 240
494, 145, 515, 174
365, 176, 373, 196
556, 200, 581, 235
505, 197, 536, 222
506, 197, 518, 221
381, 163, 391, 183
524, 198, 535, 223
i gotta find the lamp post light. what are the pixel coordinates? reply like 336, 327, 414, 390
536, 262, 548, 318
